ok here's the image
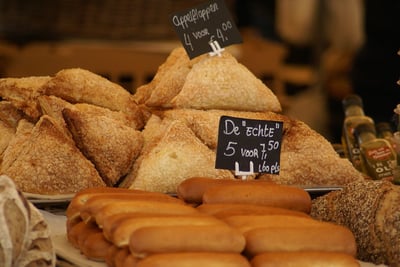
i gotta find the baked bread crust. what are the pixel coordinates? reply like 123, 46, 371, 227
123, 119, 234, 193
63, 107, 143, 186
1, 115, 105, 194
171, 52, 281, 112
311, 180, 400, 265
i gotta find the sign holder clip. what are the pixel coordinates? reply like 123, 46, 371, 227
208, 39, 225, 57
235, 161, 254, 180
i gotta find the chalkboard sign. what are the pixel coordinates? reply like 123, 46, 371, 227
215, 116, 283, 175
170, 0, 242, 59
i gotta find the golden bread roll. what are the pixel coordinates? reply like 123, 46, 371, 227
222, 214, 324, 233
80, 232, 112, 261
122, 254, 140, 267
196, 203, 310, 218
78, 192, 183, 223
77, 226, 102, 251
251, 252, 360, 267
104, 245, 120, 267
104, 214, 224, 247
129, 225, 246, 257
66, 187, 148, 219
94, 200, 199, 228
202, 183, 312, 213
244, 224, 357, 257
67, 220, 88, 249
113, 247, 133, 267
72, 221, 102, 250
177, 177, 274, 204
135, 252, 250, 267
101, 213, 149, 240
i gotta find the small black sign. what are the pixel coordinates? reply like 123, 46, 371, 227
215, 116, 283, 175
170, 0, 242, 59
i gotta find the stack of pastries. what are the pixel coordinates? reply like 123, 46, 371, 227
0, 46, 363, 195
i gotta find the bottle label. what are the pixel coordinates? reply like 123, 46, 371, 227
366, 146, 394, 161
367, 161, 394, 180
364, 145, 395, 181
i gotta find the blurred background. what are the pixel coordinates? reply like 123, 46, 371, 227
0, 0, 399, 143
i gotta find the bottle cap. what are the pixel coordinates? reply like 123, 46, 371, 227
354, 123, 376, 137
342, 94, 363, 110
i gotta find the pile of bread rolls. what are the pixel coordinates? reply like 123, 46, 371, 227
66, 178, 360, 267
0, 45, 364, 195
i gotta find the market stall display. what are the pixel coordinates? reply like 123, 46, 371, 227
0, 45, 395, 266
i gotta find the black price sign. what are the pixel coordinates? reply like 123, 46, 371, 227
215, 116, 283, 175
170, 0, 242, 59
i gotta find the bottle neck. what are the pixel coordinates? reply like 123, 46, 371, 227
345, 105, 365, 117
357, 131, 376, 145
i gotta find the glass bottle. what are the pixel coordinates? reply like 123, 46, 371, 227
376, 122, 394, 139
376, 122, 400, 157
354, 122, 397, 182
341, 94, 375, 171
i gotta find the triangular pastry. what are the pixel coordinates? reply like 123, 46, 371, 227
37, 95, 75, 139
42, 68, 144, 129
1, 119, 34, 172
258, 119, 364, 186
0, 101, 25, 157
0, 101, 26, 128
162, 109, 363, 186
123, 119, 234, 193
162, 109, 290, 150
38, 95, 140, 133
1, 115, 105, 194
170, 52, 282, 112
145, 47, 205, 108
0, 121, 15, 158
0, 76, 50, 120
63, 107, 144, 186
134, 46, 187, 105
117, 115, 178, 189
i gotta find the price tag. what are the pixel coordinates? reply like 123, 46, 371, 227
170, 0, 242, 59
215, 116, 283, 176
